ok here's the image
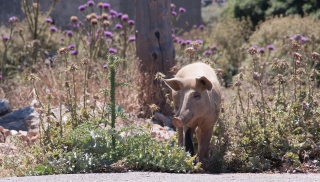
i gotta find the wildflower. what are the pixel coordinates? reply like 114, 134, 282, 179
101, 13, 108, 20
45, 18, 53, 24
103, 20, 110, 27
196, 39, 203, 45
70, 16, 78, 23
300, 36, 308, 42
311, 52, 320, 61
60, 37, 64, 41
180, 40, 186, 46
97, 2, 103, 8
103, 63, 108, 68
290, 42, 300, 51
128, 36, 136, 42
252, 72, 261, 81
49, 26, 58, 32
69, 64, 78, 72
109, 48, 117, 54
87, 0, 94, 7
248, 47, 257, 55
68, 44, 75, 50
66, 30, 73, 37
117, 13, 123, 18
185, 47, 195, 55
186, 40, 192, 45
199, 24, 204, 30
170, 3, 176, 11
293, 52, 302, 61
102, 3, 110, 9
179, 7, 186, 13
104, 31, 113, 37
296, 68, 306, 75
211, 45, 218, 51
205, 50, 212, 55
90, 18, 98, 25
128, 20, 135, 25
267, 45, 275, 51
173, 37, 179, 43
78, 5, 86, 11
121, 14, 128, 21
259, 48, 265, 54
110, 10, 117, 16
192, 41, 200, 50
2, 35, 10, 42
9, 16, 19, 23
71, 50, 78, 55
115, 24, 123, 29
82, 58, 89, 65
171, 11, 177, 16
149, 104, 160, 112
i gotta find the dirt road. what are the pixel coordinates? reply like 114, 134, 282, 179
2, 172, 320, 182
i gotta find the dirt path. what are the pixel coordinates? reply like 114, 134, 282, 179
2, 172, 320, 182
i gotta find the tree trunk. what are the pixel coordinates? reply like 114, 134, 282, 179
135, 0, 175, 117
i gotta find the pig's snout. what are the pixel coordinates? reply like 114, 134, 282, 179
172, 117, 184, 128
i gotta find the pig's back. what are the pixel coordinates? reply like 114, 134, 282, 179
175, 62, 218, 82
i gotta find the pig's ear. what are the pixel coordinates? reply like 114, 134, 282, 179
162, 78, 183, 91
196, 76, 212, 91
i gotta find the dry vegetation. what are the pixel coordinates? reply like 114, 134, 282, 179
0, 0, 320, 177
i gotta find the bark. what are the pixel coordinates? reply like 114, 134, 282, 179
135, 0, 176, 117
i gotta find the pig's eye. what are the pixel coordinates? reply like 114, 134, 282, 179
193, 92, 201, 99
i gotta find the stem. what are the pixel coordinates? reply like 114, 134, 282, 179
109, 56, 116, 149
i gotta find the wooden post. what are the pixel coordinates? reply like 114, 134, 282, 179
135, 0, 175, 117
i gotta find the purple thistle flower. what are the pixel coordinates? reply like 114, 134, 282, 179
2, 35, 10, 42
115, 24, 123, 29
0, 75, 2, 81
103, 63, 108, 68
109, 48, 117, 54
174, 37, 179, 43
259, 48, 265, 54
121, 14, 128, 21
104, 31, 113, 37
300, 36, 308, 42
78, 5, 86, 11
66, 30, 73, 37
199, 24, 205, 30
60, 37, 64, 41
128, 20, 135, 25
179, 7, 186, 13
71, 50, 78, 55
110, 9, 117, 16
205, 50, 212, 55
171, 28, 175, 34
211, 45, 218, 51
45, 18, 53, 24
87, 0, 94, 7
49, 26, 58, 32
128, 36, 136, 42
186, 40, 192, 44
196, 39, 203, 45
102, 3, 110, 9
171, 11, 177, 16
267, 45, 275, 51
172, 34, 175, 39
251, 45, 258, 49
170, 3, 176, 11
9, 16, 18, 23
68, 44, 75, 50
179, 40, 186, 46
117, 13, 123, 18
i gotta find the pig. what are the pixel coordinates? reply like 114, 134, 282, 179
163, 62, 221, 163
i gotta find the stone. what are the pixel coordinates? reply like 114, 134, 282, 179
0, 106, 38, 132
0, 99, 11, 117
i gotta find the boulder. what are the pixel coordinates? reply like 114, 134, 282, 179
0, 106, 39, 132
0, 99, 11, 117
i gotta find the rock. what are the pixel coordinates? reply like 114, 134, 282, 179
0, 106, 39, 132
10, 130, 18, 136
0, 99, 11, 117
153, 112, 175, 130
0, 132, 4, 143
